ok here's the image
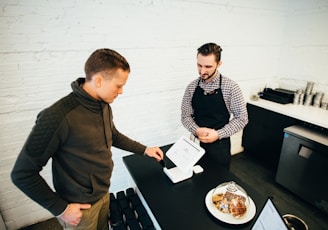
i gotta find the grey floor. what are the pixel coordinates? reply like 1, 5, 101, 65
20, 152, 328, 230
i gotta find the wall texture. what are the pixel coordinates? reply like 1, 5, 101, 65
0, 0, 327, 229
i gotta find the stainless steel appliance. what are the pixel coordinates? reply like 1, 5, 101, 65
276, 125, 328, 214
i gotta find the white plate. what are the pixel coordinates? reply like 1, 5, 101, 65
205, 188, 256, 224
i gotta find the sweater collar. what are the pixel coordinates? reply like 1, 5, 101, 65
71, 78, 108, 112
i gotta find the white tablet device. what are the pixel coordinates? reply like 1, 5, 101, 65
166, 136, 205, 173
163, 136, 205, 183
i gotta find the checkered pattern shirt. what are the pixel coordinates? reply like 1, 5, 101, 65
181, 72, 248, 139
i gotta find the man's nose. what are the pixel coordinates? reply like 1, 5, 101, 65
200, 68, 206, 75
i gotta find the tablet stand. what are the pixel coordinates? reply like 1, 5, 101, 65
163, 167, 193, 184
162, 136, 205, 184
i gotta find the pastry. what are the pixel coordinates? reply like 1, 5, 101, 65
212, 191, 247, 218
229, 197, 247, 218
212, 193, 224, 205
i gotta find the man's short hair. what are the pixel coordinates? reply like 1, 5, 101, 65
197, 43, 223, 62
84, 48, 130, 80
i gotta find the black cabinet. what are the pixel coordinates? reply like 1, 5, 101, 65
275, 125, 328, 214
242, 103, 297, 170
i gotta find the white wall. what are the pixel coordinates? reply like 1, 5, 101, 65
278, 0, 328, 97
0, 0, 327, 229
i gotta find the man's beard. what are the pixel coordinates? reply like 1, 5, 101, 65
200, 69, 217, 81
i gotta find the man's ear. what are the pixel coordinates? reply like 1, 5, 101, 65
93, 74, 103, 87
217, 61, 222, 67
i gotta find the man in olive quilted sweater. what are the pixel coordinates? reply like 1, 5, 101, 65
11, 48, 163, 230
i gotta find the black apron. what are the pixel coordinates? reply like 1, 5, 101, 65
191, 74, 231, 169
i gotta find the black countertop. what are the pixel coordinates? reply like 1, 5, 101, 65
123, 144, 266, 230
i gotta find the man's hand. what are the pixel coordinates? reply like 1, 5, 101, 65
196, 127, 219, 143
144, 147, 164, 161
59, 203, 91, 226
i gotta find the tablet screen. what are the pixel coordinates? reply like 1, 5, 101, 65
166, 136, 205, 172
251, 198, 288, 230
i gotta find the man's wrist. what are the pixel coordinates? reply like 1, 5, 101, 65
56, 204, 69, 218
217, 128, 229, 140
143, 147, 148, 156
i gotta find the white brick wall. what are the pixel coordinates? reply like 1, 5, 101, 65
1, 0, 327, 229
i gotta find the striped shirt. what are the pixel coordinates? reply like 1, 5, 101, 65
181, 72, 248, 139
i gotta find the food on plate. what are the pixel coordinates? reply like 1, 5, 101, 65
229, 196, 247, 218
212, 193, 224, 204
212, 191, 247, 218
